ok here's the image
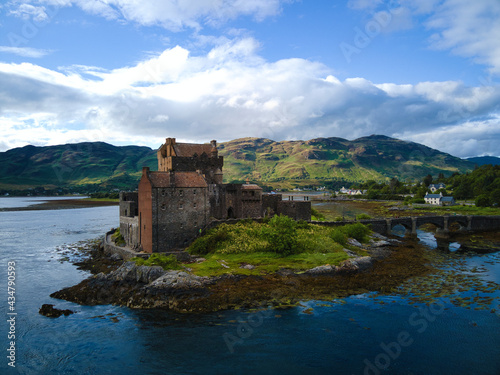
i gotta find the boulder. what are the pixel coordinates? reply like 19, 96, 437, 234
149, 271, 210, 290
39, 304, 74, 318
304, 265, 336, 275
108, 262, 166, 284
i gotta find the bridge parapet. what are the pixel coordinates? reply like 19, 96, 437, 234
312, 215, 500, 237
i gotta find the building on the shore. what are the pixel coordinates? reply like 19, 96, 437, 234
429, 183, 446, 193
424, 192, 455, 206
120, 138, 311, 253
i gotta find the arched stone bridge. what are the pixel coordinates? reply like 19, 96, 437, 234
315, 215, 500, 237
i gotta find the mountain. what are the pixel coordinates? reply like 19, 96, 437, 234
0, 142, 157, 190
0, 135, 476, 191
218, 135, 475, 187
467, 156, 500, 166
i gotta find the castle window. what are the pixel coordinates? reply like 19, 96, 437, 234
161, 204, 166, 210
161, 189, 166, 197
193, 189, 196, 194
193, 203, 197, 208
179, 204, 183, 209
179, 190, 183, 196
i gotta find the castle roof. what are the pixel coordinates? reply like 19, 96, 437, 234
173, 143, 213, 157
147, 171, 207, 188
241, 184, 262, 190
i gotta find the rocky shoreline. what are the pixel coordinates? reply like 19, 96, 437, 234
50, 234, 433, 313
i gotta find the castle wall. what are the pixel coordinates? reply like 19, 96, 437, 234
138, 172, 153, 253
277, 201, 311, 221
153, 186, 210, 251
240, 189, 262, 218
262, 194, 282, 217
119, 192, 138, 218
120, 216, 139, 250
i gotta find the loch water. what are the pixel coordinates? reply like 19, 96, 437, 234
0, 197, 499, 375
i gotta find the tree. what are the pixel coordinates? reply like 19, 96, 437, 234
266, 215, 298, 256
490, 189, 500, 206
475, 194, 491, 207
423, 174, 433, 187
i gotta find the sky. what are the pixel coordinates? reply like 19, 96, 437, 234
0, 0, 499, 158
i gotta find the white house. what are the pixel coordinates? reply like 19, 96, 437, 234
424, 192, 455, 206
429, 183, 446, 193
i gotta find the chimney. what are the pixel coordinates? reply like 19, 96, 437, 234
210, 139, 218, 158
142, 167, 150, 175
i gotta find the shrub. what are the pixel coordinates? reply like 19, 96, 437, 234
356, 213, 372, 220
188, 226, 230, 255
265, 214, 299, 256
331, 228, 347, 246
311, 208, 326, 221
475, 194, 491, 207
341, 223, 370, 243
132, 254, 182, 270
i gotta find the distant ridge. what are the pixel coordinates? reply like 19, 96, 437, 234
0, 135, 476, 191
466, 156, 500, 166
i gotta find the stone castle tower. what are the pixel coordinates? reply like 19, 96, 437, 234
119, 138, 311, 253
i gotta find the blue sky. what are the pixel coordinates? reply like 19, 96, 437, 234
0, 0, 499, 158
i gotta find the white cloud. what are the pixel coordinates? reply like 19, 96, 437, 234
7, 0, 290, 31
0, 37, 499, 157
8, 3, 49, 22
350, 0, 500, 75
425, 0, 500, 74
0, 46, 53, 58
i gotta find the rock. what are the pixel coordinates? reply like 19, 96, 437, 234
305, 265, 336, 275
337, 259, 360, 273
352, 256, 373, 271
194, 257, 207, 263
39, 304, 75, 318
218, 260, 230, 269
109, 253, 122, 261
109, 253, 123, 262
239, 263, 256, 270
371, 233, 389, 241
108, 262, 166, 284
342, 248, 359, 257
370, 240, 391, 247
348, 238, 363, 247
149, 271, 210, 290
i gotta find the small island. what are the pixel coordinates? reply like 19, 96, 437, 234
50, 138, 500, 314
51, 138, 435, 313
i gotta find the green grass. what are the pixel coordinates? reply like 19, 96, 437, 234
111, 228, 126, 246
413, 205, 500, 216
187, 217, 371, 276
131, 253, 182, 270
188, 252, 350, 277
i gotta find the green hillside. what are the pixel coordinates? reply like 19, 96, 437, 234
0, 142, 157, 190
219, 135, 475, 188
0, 135, 476, 192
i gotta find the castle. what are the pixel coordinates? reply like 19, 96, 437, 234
119, 138, 311, 253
